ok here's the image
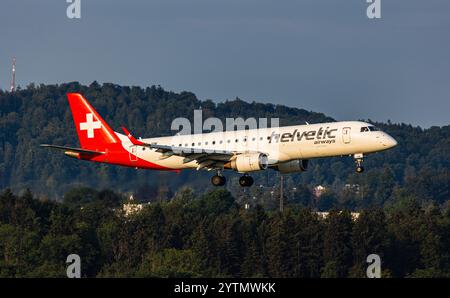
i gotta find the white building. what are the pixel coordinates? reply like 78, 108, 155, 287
122, 195, 149, 217
316, 211, 360, 221
313, 185, 326, 198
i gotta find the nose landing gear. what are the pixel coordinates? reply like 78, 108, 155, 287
356, 165, 364, 173
354, 153, 364, 173
239, 175, 254, 187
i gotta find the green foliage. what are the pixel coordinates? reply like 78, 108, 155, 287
0, 82, 448, 277
322, 210, 353, 277
136, 248, 202, 278
350, 209, 389, 277
197, 189, 237, 216
0, 189, 449, 277
316, 190, 338, 211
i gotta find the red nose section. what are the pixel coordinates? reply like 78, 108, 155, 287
67, 93, 120, 151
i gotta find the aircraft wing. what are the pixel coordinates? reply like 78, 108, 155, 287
149, 143, 239, 170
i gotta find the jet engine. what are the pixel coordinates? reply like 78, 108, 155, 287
273, 159, 309, 173
224, 153, 269, 172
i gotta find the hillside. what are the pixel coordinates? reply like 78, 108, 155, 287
1, 188, 449, 277
0, 82, 448, 209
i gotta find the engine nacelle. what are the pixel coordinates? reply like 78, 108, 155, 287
274, 159, 309, 173
224, 153, 268, 172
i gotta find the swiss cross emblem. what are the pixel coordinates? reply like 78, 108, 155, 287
79, 113, 102, 138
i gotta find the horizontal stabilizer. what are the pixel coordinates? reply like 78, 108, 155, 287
40, 144, 105, 155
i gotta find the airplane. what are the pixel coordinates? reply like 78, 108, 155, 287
41, 93, 398, 187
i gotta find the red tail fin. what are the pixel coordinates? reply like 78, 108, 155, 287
67, 93, 120, 151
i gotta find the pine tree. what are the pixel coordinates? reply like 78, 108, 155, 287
294, 208, 323, 277
240, 207, 266, 277
350, 209, 389, 277
321, 210, 353, 277
190, 219, 218, 277
265, 212, 296, 277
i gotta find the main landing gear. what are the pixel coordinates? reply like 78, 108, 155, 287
210, 172, 254, 187
239, 175, 254, 187
354, 153, 364, 173
211, 172, 226, 186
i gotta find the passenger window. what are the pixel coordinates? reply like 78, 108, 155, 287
212, 141, 216, 145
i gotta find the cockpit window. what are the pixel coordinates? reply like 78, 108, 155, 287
361, 126, 380, 132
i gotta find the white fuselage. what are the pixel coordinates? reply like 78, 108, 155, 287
116, 121, 397, 170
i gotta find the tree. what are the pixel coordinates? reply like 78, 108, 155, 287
321, 210, 353, 277
293, 208, 323, 277
63, 187, 98, 209
190, 219, 219, 277
136, 248, 202, 278
240, 205, 267, 277
213, 213, 244, 277
265, 212, 296, 277
350, 209, 389, 277
316, 190, 338, 211
373, 167, 396, 206
201, 189, 237, 216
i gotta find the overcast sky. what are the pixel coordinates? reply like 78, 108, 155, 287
0, 0, 449, 127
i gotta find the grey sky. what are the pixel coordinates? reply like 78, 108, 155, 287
0, 0, 449, 127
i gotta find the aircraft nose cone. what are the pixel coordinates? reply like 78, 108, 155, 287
382, 134, 398, 148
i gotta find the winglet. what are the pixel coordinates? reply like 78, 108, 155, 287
121, 126, 147, 146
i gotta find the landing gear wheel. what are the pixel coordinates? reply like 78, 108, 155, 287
354, 153, 364, 174
211, 175, 226, 186
239, 175, 254, 187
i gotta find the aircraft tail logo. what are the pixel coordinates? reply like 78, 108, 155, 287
67, 93, 120, 151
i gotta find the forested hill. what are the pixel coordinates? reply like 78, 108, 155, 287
0, 82, 448, 209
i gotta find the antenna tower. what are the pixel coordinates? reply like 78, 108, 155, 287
10, 57, 16, 92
